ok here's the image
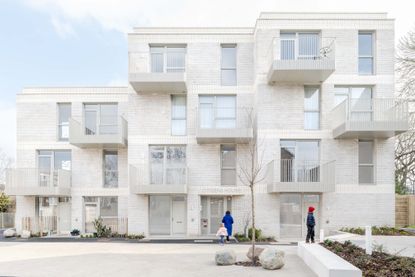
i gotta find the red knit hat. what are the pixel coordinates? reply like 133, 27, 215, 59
308, 206, 315, 213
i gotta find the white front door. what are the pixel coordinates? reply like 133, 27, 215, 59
58, 201, 71, 234
172, 200, 186, 235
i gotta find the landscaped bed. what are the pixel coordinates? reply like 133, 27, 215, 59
321, 240, 415, 277
340, 226, 415, 236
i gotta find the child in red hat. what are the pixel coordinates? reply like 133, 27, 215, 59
306, 206, 315, 243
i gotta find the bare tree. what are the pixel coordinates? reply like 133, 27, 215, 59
0, 148, 12, 188
396, 26, 415, 194
238, 110, 266, 265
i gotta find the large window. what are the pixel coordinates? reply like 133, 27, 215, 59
304, 86, 320, 130
37, 150, 71, 187
57, 103, 71, 141
149, 146, 186, 185
221, 45, 237, 86
171, 95, 186, 136
358, 140, 374, 184
84, 103, 118, 135
221, 145, 236, 186
199, 95, 236, 129
334, 86, 373, 121
103, 150, 118, 188
280, 32, 320, 60
84, 196, 118, 233
150, 46, 186, 73
280, 140, 320, 182
358, 32, 374, 75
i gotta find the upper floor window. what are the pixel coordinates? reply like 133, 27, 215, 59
199, 95, 236, 129
57, 103, 71, 141
358, 32, 374, 75
149, 145, 186, 185
171, 95, 186, 136
334, 86, 373, 121
103, 150, 118, 188
221, 145, 236, 186
84, 103, 118, 135
280, 32, 320, 60
150, 45, 186, 73
358, 140, 374, 184
304, 86, 320, 130
221, 44, 237, 86
37, 150, 71, 187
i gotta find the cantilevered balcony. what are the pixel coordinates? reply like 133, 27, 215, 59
267, 160, 335, 193
128, 48, 187, 94
69, 117, 128, 148
331, 98, 409, 139
5, 168, 71, 196
195, 107, 254, 144
267, 36, 335, 84
129, 165, 188, 195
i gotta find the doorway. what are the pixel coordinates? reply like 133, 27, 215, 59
279, 193, 320, 239
58, 197, 71, 234
200, 196, 232, 235
149, 195, 187, 236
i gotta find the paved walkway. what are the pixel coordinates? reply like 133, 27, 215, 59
0, 242, 316, 277
328, 233, 415, 258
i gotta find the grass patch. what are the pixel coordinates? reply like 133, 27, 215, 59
340, 226, 414, 236
322, 240, 415, 277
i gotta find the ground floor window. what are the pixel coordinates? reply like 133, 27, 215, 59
84, 196, 118, 233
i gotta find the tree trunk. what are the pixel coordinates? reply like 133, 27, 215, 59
250, 184, 256, 265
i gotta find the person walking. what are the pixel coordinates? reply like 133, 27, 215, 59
306, 206, 316, 243
216, 223, 228, 245
222, 211, 234, 243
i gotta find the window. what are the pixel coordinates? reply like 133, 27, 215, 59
304, 87, 320, 130
334, 86, 373, 121
358, 32, 374, 75
171, 95, 186, 136
104, 150, 118, 188
280, 32, 320, 60
58, 103, 71, 141
149, 146, 186, 185
221, 145, 236, 186
84, 103, 118, 135
221, 45, 237, 86
37, 150, 71, 187
280, 140, 320, 182
150, 46, 186, 73
359, 140, 374, 184
199, 95, 236, 129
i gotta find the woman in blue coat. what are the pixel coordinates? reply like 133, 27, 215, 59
222, 211, 234, 242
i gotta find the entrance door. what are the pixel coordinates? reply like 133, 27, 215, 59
302, 194, 320, 239
58, 200, 71, 234
172, 199, 186, 235
85, 203, 98, 233
209, 197, 224, 234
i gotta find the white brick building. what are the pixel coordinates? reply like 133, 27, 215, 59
6, 12, 409, 239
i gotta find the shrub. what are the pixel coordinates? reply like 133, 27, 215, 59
70, 229, 80, 236
340, 226, 414, 236
127, 233, 145, 240
248, 227, 262, 240
93, 217, 112, 238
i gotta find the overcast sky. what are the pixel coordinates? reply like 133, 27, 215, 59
0, 0, 414, 159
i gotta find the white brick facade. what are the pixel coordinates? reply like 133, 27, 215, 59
9, 12, 399, 239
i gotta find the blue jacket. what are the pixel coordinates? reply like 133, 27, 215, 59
307, 212, 315, 227
222, 214, 234, 235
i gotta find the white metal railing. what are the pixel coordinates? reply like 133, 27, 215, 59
195, 107, 253, 130
101, 217, 128, 235
331, 98, 409, 130
69, 116, 127, 142
129, 48, 187, 74
6, 168, 71, 190
129, 164, 188, 187
21, 216, 58, 235
267, 159, 336, 189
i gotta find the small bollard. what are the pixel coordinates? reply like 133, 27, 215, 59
320, 229, 324, 242
365, 226, 372, 255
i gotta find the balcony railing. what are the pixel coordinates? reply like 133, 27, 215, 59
129, 164, 188, 194
267, 36, 335, 83
69, 116, 128, 148
267, 160, 335, 192
331, 98, 409, 139
5, 168, 71, 196
195, 107, 254, 144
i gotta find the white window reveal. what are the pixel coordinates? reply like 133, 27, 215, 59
171, 95, 187, 136
304, 86, 320, 130
221, 44, 237, 86
150, 45, 186, 73
358, 32, 374, 75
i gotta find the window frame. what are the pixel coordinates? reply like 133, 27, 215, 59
303, 86, 320, 130
83, 103, 118, 136
220, 144, 237, 186
358, 31, 375, 75
220, 44, 237, 86
149, 145, 187, 185
280, 31, 321, 60
198, 95, 237, 129
103, 150, 118, 188
57, 103, 71, 141
171, 95, 187, 136
358, 140, 375, 185
150, 45, 186, 73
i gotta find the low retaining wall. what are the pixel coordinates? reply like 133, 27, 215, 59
298, 242, 362, 277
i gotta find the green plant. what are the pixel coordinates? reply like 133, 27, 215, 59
127, 233, 145, 240
70, 229, 80, 236
0, 192, 10, 212
92, 217, 112, 238
248, 227, 262, 240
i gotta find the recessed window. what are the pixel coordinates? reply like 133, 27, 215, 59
358, 140, 374, 184
280, 32, 320, 60
358, 32, 374, 75
199, 95, 236, 128
334, 86, 373, 121
304, 86, 320, 130
171, 95, 186, 136
149, 145, 186, 185
84, 103, 118, 135
221, 145, 236, 186
57, 103, 71, 141
150, 46, 186, 73
37, 150, 71, 187
103, 150, 118, 188
221, 45, 237, 86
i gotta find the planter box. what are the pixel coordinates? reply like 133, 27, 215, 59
298, 242, 362, 277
